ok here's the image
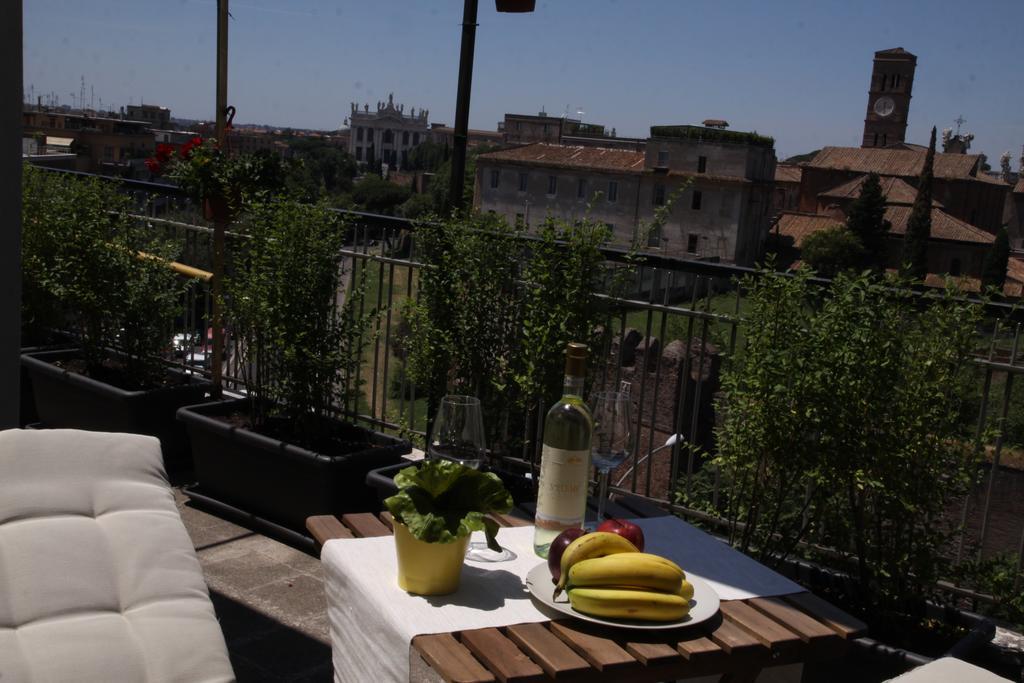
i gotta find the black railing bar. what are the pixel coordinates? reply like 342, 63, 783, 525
957, 364, 995, 564
379, 259, 397, 429
976, 325, 1019, 558
127, 212, 251, 240
971, 356, 1024, 374
337, 247, 425, 270
644, 305, 671, 499
369, 250, 387, 421
687, 314, 711, 487
592, 291, 738, 323
672, 312, 698, 497
630, 302, 656, 493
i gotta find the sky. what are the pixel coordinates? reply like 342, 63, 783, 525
22, 0, 1024, 163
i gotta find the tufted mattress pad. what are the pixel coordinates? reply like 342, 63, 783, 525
0, 429, 234, 682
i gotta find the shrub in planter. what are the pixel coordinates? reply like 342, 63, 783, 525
711, 268, 982, 614
20, 164, 206, 459
179, 197, 410, 531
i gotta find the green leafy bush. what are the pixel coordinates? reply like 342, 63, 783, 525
22, 164, 186, 388
226, 198, 371, 443
801, 225, 865, 279
714, 268, 981, 609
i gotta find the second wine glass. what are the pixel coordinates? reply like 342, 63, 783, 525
428, 395, 487, 469
590, 390, 632, 523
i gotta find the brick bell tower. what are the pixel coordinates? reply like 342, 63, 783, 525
862, 47, 917, 148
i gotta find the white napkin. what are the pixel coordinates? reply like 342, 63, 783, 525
321, 516, 802, 683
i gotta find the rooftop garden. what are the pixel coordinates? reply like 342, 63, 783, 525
650, 124, 776, 148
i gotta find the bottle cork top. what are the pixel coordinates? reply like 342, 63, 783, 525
565, 342, 588, 377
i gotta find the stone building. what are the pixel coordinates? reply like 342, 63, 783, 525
22, 108, 153, 173
126, 104, 171, 130
862, 48, 917, 149
347, 94, 429, 169
474, 124, 777, 265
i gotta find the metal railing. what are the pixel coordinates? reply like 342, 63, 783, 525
34, 166, 1024, 606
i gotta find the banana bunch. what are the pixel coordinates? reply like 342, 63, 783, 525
553, 532, 694, 622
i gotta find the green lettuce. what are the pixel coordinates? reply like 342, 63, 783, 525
384, 459, 514, 551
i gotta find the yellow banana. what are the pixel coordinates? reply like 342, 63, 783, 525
568, 553, 685, 594
679, 579, 694, 602
554, 532, 639, 598
567, 586, 691, 622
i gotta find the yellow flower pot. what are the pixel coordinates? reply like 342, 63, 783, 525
393, 522, 470, 595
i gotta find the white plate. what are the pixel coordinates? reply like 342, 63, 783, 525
525, 562, 720, 630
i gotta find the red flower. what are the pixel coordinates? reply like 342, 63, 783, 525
155, 143, 174, 162
179, 141, 195, 159
145, 158, 161, 173
190, 135, 203, 147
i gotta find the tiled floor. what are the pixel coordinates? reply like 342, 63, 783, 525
173, 489, 333, 682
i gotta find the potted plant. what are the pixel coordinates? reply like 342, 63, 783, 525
385, 459, 513, 595
145, 135, 290, 222
20, 164, 209, 466
177, 197, 411, 536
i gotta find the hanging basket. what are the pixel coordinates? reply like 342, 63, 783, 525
495, 0, 536, 12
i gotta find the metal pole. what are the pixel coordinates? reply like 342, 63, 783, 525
210, 0, 229, 398
0, 0, 23, 427
448, 0, 478, 213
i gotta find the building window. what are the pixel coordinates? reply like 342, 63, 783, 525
403, 131, 409, 145
413, 132, 420, 145
518, 172, 528, 192
357, 127, 364, 142
547, 175, 557, 195
103, 145, 113, 160
490, 169, 499, 189
893, 74, 901, 88
691, 190, 703, 210
873, 133, 879, 146
687, 234, 699, 254
697, 156, 707, 173
607, 180, 618, 202
355, 147, 363, 161
657, 149, 668, 166
653, 183, 665, 206
543, 123, 549, 134
882, 133, 887, 146
881, 74, 887, 90
950, 258, 962, 276
516, 121, 522, 131
647, 225, 662, 248
577, 178, 586, 199
384, 129, 393, 144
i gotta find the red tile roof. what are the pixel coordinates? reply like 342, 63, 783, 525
818, 175, 942, 206
1014, 179, 1024, 194
774, 163, 803, 184
883, 206, 994, 244
477, 143, 645, 173
777, 207, 993, 246
776, 213, 846, 247
808, 146, 981, 179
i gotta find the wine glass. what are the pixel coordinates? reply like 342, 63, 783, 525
428, 395, 516, 562
427, 395, 486, 469
590, 391, 632, 523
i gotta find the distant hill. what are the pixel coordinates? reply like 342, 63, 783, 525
784, 149, 820, 164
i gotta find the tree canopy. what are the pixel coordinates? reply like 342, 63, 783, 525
901, 127, 936, 280
802, 225, 865, 279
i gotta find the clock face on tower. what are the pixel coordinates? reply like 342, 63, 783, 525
874, 96, 895, 117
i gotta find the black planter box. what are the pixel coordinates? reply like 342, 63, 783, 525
178, 398, 412, 533
366, 460, 536, 508
22, 348, 211, 468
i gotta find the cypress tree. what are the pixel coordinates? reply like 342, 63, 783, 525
846, 172, 890, 270
901, 127, 936, 280
982, 226, 1010, 290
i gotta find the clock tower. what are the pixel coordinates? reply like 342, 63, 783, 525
862, 47, 917, 148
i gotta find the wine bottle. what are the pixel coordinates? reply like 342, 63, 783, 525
533, 342, 593, 557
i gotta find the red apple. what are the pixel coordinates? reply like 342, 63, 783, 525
596, 518, 644, 552
547, 527, 587, 582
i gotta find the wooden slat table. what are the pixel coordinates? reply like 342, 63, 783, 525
309, 513, 866, 683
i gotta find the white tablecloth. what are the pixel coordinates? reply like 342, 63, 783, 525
321, 516, 803, 683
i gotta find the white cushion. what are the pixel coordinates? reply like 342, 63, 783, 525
887, 657, 1012, 682
0, 429, 234, 683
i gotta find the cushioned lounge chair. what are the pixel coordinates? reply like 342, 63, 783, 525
0, 429, 234, 682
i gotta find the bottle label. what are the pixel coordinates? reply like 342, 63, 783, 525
535, 445, 590, 529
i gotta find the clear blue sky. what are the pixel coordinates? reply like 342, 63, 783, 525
23, 0, 1024, 163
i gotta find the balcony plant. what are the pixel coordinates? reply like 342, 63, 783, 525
177, 197, 410, 539
20, 164, 209, 465
385, 459, 513, 595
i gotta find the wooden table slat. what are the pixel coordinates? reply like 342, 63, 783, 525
676, 635, 726, 664
748, 596, 844, 644
720, 600, 803, 660
708, 612, 768, 659
621, 639, 682, 667
783, 592, 868, 639
504, 622, 592, 679
378, 510, 395, 531
491, 512, 532, 528
341, 512, 392, 538
413, 633, 496, 683
306, 514, 354, 545
547, 621, 638, 673
459, 628, 547, 683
